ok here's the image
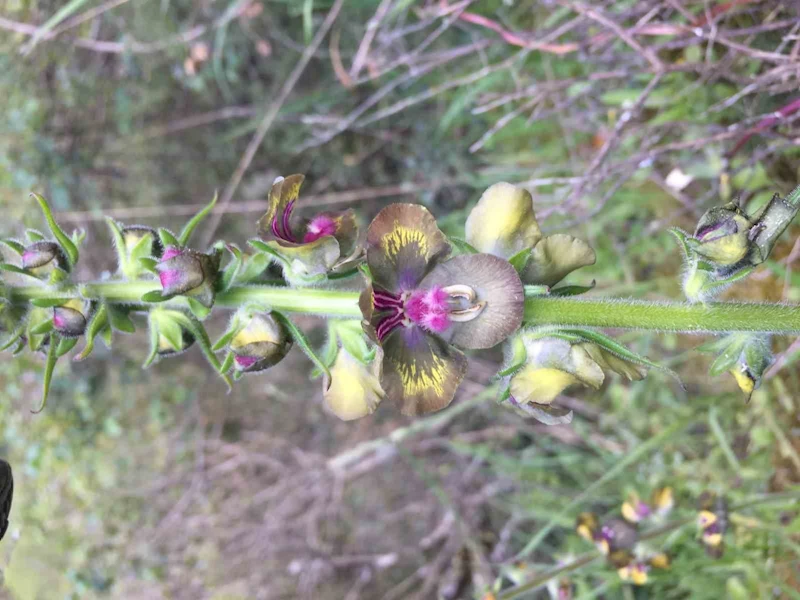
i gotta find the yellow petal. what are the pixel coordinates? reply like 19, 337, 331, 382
510, 365, 580, 405
580, 343, 647, 381
730, 366, 755, 395
523, 234, 596, 286
324, 350, 384, 421
465, 182, 542, 258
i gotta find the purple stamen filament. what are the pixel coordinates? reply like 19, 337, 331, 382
271, 200, 298, 243
373, 286, 452, 341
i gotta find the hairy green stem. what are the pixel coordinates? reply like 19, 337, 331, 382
7, 283, 800, 334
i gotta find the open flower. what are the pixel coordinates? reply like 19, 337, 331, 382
256, 174, 359, 281
616, 552, 670, 586
360, 203, 524, 415
465, 182, 595, 287
228, 311, 292, 374
621, 487, 673, 524
576, 513, 639, 556
155, 246, 220, 308
697, 492, 728, 558
21, 241, 69, 277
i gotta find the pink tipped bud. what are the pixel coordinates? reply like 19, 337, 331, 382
229, 312, 292, 373
22, 241, 68, 273
53, 302, 89, 337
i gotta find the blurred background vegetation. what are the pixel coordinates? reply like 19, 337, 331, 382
0, 0, 799, 598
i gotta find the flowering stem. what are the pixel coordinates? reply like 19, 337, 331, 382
7, 284, 800, 333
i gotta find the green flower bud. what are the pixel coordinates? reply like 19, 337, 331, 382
121, 225, 164, 259
52, 299, 90, 338
21, 241, 69, 276
690, 202, 753, 266
229, 312, 292, 373
157, 329, 194, 357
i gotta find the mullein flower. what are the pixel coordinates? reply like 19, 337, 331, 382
360, 203, 524, 415
256, 174, 360, 281
52, 299, 91, 338
689, 202, 754, 266
621, 487, 674, 525
228, 311, 292, 374
464, 182, 595, 288
503, 333, 649, 424
576, 513, 639, 556
697, 492, 728, 558
155, 246, 221, 308
701, 333, 772, 401
21, 241, 69, 277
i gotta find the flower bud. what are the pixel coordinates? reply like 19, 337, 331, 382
122, 225, 163, 259
324, 347, 384, 421
156, 246, 220, 308
229, 312, 292, 373
21, 241, 69, 276
158, 329, 194, 357
703, 334, 772, 400
52, 299, 90, 337
690, 202, 753, 266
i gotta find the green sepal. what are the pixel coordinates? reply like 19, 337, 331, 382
668, 227, 694, 262
47, 267, 69, 285
272, 311, 330, 389
220, 244, 243, 291
187, 297, 211, 320
141, 290, 173, 303
703, 266, 755, 291
508, 247, 531, 274
708, 347, 741, 377
550, 281, 596, 297
233, 370, 244, 381
25, 229, 45, 243
0, 263, 43, 282
143, 321, 160, 368
107, 305, 136, 333
327, 266, 360, 281
0, 325, 25, 352
31, 193, 79, 267
0, 239, 25, 255
561, 328, 682, 385
158, 228, 180, 249
30, 320, 54, 336
449, 237, 479, 255
71, 229, 86, 248
107, 218, 130, 274
219, 351, 234, 375
100, 325, 113, 347
75, 304, 108, 361
212, 327, 240, 352
358, 263, 372, 281
170, 311, 232, 390
497, 336, 527, 378
32, 334, 59, 414
31, 298, 68, 308
248, 240, 290, 267
56, 336, 78, 357
235, 253, 272, 284
178, 192, 217, 247
138, 257, 158, 274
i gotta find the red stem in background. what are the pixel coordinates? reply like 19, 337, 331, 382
727, 97, 800, 158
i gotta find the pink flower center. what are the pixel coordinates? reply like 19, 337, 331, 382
303, 215, 338, 243
404, 287, 450, 333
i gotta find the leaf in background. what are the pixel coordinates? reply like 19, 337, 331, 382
178, 192, 217, 247
107, 305, 136, 333
31, 193, 79, 267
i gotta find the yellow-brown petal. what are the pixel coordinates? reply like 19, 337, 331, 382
523, 234, 596, 287
465, 182, 542, 258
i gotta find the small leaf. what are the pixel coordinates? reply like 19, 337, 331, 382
704, 267, 755, 291
25, 229, 45, 242
497, 337, 527, 378
33, 335, 59, 413
509, 248, 531, 273
141, 290, 172, 303
551, 280, 596, 297
236, 252, 271, 284
248, 240, 290, 266
158, 228, 180, 249
0, 239, 25, 255
47, 267, 69, 285
708, 349, 740, 377
138, 257, 158, 273
449, 237, 479, 255
272, 312, 330, 389
220, 244, 243, 291
0, 263, 43, 282
143, 320, 160, 368
668, 227, 694, 262
100, 325, 113, 347
212, 328, 239, 352
30, 320, 54, 335
75, 304, 108, 361
187, 297, 211, 320
71, 229, 86, 247
178, 192, 217, 247
0, 325, 25, 352
56, 336, 78, 357
107, 305, 136, 333
327, 266, 360, 281
219, 351, 234, 375
31, 193, 79, 266
106, 218, 129, 275
170, 312, 232, 389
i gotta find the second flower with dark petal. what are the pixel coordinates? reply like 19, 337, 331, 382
360, 203, 524, 416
